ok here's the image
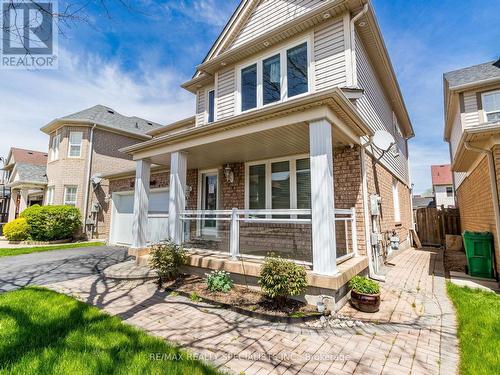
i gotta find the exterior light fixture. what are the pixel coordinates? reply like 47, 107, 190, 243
322, 13, 331, 19
224, 164, 234, 184
359, 21, 366, 27
263, 41, 270, 47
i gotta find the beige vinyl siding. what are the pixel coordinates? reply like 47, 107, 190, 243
313, 17, 347, 90
355, 31, 409, 184
230, 0, 324, 49
216, 67, 236, 120
462, 91, 480, 128
196, 90, 206, 126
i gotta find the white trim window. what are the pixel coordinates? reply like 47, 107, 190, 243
68, 131, 83, 157
392, 178, 401, 223
46, 186, 55, 205
246, 155, 310, 213
238, 39, 311, 113
482, 90, 500, 123
64, 186, 77, 206
51, 133, 60, 161
206, 89, 215, 123
446, 186, 453, 197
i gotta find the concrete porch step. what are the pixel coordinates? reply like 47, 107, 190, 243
103, 260, 157, 280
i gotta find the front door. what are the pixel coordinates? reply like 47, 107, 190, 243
201, 172, 218, 236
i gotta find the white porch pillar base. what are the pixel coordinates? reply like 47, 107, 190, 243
8, 190, 18, 222
309, 119, 337, 275
131, 159, 151, 249
168, 152, 187, 244
19, 189, 28, 215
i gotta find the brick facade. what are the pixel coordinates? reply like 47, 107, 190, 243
456, 153, 500, 274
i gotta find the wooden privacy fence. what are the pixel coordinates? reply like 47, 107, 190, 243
415, 207, 461, 247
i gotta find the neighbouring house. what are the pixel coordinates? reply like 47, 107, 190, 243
0, 157, 11, 231
105, 0, 414, 309
444, 58, 500, 277
39, 105, 162, 238
3, 148, 48, 222
431, 164, 455, 208
412, 195, 436, 210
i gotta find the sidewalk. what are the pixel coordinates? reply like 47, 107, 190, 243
47, 247, 459, 375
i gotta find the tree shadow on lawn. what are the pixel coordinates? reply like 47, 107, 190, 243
0, 287, 220, 375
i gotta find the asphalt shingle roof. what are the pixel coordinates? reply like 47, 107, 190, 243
59, 105, 163, 136
15, 163, 47, 184
444, 59, 500, 89
10, 148, 48, 166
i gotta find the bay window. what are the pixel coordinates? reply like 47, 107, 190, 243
239, 40, 309, 112
51, 134, 60, 161
483, 90, 500, 122
246, 156, 311, 213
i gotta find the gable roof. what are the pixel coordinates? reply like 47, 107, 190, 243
41, 105, 163, 138
4, 148, 48, 170
431, 164, 452, 186
14, 164, 48, 185
444, 59, 500, 90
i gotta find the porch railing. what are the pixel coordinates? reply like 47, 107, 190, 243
179, 208, 357, 265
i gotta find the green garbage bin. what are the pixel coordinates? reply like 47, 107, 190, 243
463, 231, 494, 279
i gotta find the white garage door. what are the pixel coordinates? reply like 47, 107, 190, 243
110, 189, 169, 246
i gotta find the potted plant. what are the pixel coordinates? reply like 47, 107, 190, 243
349, 275, 381, 313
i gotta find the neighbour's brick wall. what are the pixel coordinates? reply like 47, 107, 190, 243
365, 151, 412, 251
456, 153, 499, 273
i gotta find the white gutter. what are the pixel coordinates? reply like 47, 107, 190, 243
83, 124, 97, 233
464, 141, 500, 274
349, 4, 369, 87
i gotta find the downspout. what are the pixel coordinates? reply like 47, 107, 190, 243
350, 4, 369, 87
83, 124, 97, 237
464, 141, 500, 277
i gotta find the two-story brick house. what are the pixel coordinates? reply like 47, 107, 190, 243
444, 59, 500, 277
105, 0, 414, 309
40, 105, 162, 238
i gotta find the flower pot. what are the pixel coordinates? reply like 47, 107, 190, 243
350, 290, 380, 313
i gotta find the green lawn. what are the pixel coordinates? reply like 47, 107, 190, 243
0, 287, 222, 375
447, 282, 500, 375
0, 242, 106, 258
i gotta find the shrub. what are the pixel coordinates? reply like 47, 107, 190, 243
149, 239, 186, 286
259, 255, 307, 307
20, 205, 82, 241
3, 218, 29, 241
205, 270, 234, 293
349, 276, 380, 295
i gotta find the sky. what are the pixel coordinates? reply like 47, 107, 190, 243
0, 0, 499, 194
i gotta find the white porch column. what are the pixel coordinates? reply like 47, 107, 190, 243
309, 118, 337, 275
131, 159, 151, 249
8, 190, 18, 222
168, 151, 187, 244
19, 189, 28, 215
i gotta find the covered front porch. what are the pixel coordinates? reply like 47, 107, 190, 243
124, 89, 372, 282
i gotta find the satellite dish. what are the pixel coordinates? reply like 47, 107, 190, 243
372, 130, 396, 152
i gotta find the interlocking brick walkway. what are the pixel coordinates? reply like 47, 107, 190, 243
47, 247, 459, 374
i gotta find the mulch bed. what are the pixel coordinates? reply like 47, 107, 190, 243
161, 274, 321, 322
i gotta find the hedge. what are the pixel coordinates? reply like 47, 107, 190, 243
3, 218, 29, 241
20, 205, 82, 241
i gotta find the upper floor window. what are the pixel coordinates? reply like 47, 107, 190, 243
483, 90, 500, 122
207, 90, 215, 123
50, 134, 60, 161
239, 40, 309, 113
68, 131, 83, 157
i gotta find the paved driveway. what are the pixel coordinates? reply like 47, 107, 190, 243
0, 246, 129, 292
48, 247, 459, 375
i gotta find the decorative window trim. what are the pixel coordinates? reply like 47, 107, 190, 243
68, 131, 83, 158
481, 89, 500, 123
244, 154, 309, 210
235, 36, 313, 115
63, 185, 78, 206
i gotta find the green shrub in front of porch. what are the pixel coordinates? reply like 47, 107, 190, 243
3, 218, 29, 241
20, 205, 82, 241
205, 270, 234, 293
259, 255, 307, 307
149, 239, 187, 286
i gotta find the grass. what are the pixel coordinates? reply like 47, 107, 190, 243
0, 287, 222, 375
447, 282, 500, 374
0, 242, 106, 258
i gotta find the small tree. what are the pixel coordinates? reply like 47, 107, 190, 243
149, 239, 187, 286
259, 255, 307, 308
